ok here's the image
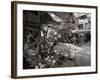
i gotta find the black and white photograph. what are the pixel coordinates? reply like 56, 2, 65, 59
23, 11, 91, 69
11, 1, 97, 78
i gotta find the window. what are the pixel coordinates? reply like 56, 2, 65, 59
78, 24, 83, 29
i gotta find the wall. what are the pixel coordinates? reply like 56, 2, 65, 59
0, 0, 99, 80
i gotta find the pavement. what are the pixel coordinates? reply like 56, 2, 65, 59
75, 42, 91, 66
53, 42, 91, 67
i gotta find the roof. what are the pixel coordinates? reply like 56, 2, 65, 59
48, 12, 73, 22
